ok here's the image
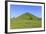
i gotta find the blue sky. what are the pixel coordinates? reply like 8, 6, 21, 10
10, 5, 42, 18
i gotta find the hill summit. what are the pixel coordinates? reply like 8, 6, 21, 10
15, 12, 40, 20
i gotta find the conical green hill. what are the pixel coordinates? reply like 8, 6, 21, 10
10, 12, 41, 29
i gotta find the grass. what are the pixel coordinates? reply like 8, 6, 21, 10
10, 19, 41, 29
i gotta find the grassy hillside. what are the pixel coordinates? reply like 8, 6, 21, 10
10, 13, 42, 29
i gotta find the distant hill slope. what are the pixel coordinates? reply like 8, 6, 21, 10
11, 13, 41, 20
10, 13, 42, 29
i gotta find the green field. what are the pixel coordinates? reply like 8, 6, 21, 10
10, 13, 42, 29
